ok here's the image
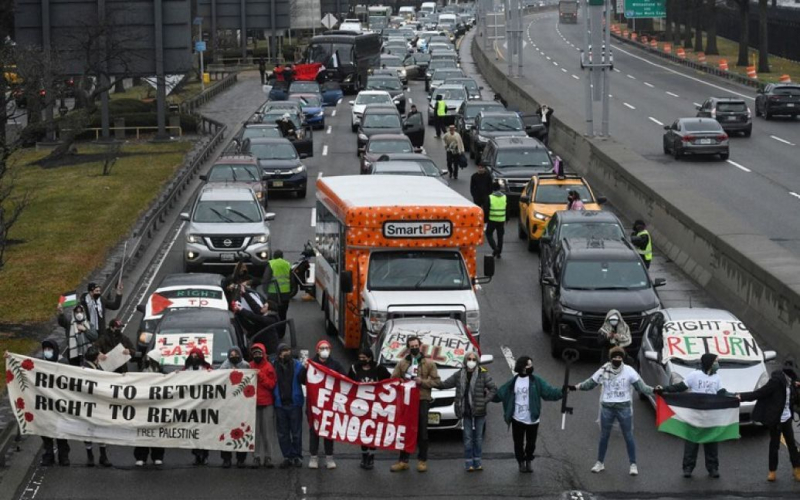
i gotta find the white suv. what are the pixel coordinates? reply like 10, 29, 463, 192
349, 90, 394, 132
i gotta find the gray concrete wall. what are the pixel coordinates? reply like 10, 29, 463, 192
472, 38, 800, 359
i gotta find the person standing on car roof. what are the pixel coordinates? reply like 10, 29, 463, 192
443, 124, 465, 180
283, 64, 295, 84
247, 344, 278, 469
262, 250, 293, 339
184, 348, 212, 466
95, 319, 134, 373
134, 357, 166, 467
435, 94, 447, 138
630, 220, 653, 269
36, 340, 71, 467
300, 340, 345, 470
349, 348, 391, 470
274, 343, 305, 469
569, 346, 654, 476
485, 181, 508, 259
653, 353, 730, 478
82, 347, 113, 467
437, 351, 497, 472
234, 297, 281, 357
736, 359, 800, 482
390, 336, 441, 473
470, 163, 493, 219
493, 356, 563, 473
80, 281, 123, 338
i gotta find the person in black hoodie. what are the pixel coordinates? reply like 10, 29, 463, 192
348, 348, 391, 470
39, 339, 71, 466
80, 282, 123, 337
233, 297, 281, 356
470, 163, 493, 219
738, 360, 800, 482
95, 319, 134, 373
300, 340, 345, 469
82, 347, 112, 467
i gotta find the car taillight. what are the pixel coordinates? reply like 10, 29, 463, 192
769, 96, 780, 101
717, 134, 728, 141
746, 107, 751, 118
682, 135, 695, 142
38, 89, 46, 97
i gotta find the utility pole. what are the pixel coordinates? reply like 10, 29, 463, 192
580, 0, 613, 137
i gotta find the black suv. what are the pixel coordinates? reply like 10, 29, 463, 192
479, 137, 553, 206
540, 238, 665, 357
454, 100, 505, 151
695, 97, 752, 136
469, 110, 527, 160
755, 83, 800, 119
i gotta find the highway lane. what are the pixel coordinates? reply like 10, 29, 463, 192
511, 11, 800, 256
15, 31, 800, 500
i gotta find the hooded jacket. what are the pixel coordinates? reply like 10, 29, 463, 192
41, 339, 67, 364
597, 309, 632, 348
248, 344, 277, 407
437, 366, 497, 418
739, 368, 798, 427
79, 290, 122, 337
58, 307, 97, 362
392, 354, 440, 401
348, 360, 391, 383
494, 374, 563, 425
273, 357, 305, 408
219, 346, 250, 370
183, 348, 212, 371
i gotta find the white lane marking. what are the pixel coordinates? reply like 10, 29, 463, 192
572, 74, 580, 80
326, 126, 332, 134
644, 82, 654, 88
613, 68, 621, 73
317, 172, 323, 180
553, 61, 559, 66
408, 97, 413, 104
693, 102, 702, 107
627, 74, 636, 80
561, 68, 568, 73
332, 110, 337, 116
613, 45, 756, 101
648, 117, 664, 126
500, 345, 516, 374
726, 159, 751, 172
623, 102, 636, 109
546, 56, 552, 61
790, 192, 800, 200
666, 91, 680, 98
311, 208, 317, 227
770, 135, 796, 146
322, 145, 328, 156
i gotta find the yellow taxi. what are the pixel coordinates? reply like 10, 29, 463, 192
517, 173, 606, 251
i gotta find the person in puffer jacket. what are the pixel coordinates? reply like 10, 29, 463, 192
248, 344, 277, 469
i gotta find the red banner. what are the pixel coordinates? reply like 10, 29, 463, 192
293, 63, 324, 81
305, 361, 419, 453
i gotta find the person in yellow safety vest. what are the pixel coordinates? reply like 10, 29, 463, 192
485, 181, 508, 259
262, 250, 293, 339
630, 220, 653, 269
435, 95, 447, 139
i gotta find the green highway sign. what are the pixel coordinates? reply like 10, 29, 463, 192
624, 0, 666, 18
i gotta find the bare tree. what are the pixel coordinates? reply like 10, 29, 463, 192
705, 0, 720, 55
757, 0, 770, 73
732, 0, 751, 66
0, 150, 31, 272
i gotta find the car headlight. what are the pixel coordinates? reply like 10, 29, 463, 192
476, 134, 489, 143
464, 124, 472, 130
256, 191, 264, 199
315, 111, 324, 117
358, 133, 368, 141
290, 164, 307, 174
400, 69, 407, 76
253, 234, 269, 244
559, 306, 581, 316
466, 311, 480, 332
354, 112, 363, 118
344, 74, 353, 83
369, 310, 388, 331
534, 211, 548, 221
186, 234, 201, 244
138, 332, 153, 345
755, 370, 769, 389
426, 72, 432, 79
496, 178, 508, 188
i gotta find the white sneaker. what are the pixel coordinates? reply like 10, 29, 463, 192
154, 460, 163, 466
308, 456, 319, 469
591, 461, 605, 473
326, 456, 337, 469
629, 463, 638, 476
135, 460, 144, 467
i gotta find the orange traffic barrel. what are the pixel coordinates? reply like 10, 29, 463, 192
747, 66, 757, 79
676, 47, 686, 59
697, 52, 706, 64
779, 74, 791, 82
719, 59, 729, 71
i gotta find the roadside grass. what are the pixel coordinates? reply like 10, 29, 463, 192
111, 80, 207, 105
0, 336, 41, 392
0, 141, 192, 325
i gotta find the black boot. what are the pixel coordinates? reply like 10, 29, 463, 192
360, 453, 368, 469
525, 460, 533, 473
40, 454, 55, 467
58, 456, 70, 467
86, 449, 95, 467
518, 461, 526, 473
99, 447, 112, 467
222, 458, 232, 468
366, 454, 375, 470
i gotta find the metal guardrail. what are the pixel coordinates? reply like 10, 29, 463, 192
180, 72, 238, 114
80, 126, 183, 140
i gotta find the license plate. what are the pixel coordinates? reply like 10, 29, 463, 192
272, 181, 284, 187
427, 413, 441, 425
788, 103, 795, 107
220, 253, 236, 262
699, 138, 712, 144
727, 116, 737, 121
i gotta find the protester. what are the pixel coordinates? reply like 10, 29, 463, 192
272, 63, 285, 82
485, 181, 508, 259
284, 64, 295, 84
262, 250, 293, 338
654, 353, 729, 478
737, 359, 800, 482
57, 303, 96, 366
224, 262, 260, 303
82, 347, 112, 467
443, 124, 465, 180
184, 348, 212, 465
234, 295, 281, 356
470, 163, 493, 219
348, 348, 391, 470
274, 343, 304, 469
80, 281, 123, 337
276, 114, 298, 140
630, 220, 653, 269
566, 190, 585, 211
215, 347, 254, 468
38, 339, 70, 466
437, 351, 497, 471
390, 336, 440, 473
493, 356, 563, 473
434, 94, 447, 138
569, 346, 654, 476
537, 104, 554, 138
258, 57, 267, 85
597, 310, 631, 362
134, 357, 166, 467
301, 340, 345, 469
95, 319, 134, 373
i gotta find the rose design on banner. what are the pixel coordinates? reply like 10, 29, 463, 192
231, 372, 255, 398
6, 356, 31, 391
225, 422, 254, 450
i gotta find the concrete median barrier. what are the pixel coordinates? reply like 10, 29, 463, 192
472, 37, 800, 358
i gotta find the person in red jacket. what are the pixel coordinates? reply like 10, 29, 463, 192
249, 343, 278, 468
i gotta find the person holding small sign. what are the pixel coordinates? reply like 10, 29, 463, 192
95, 319, 134, 374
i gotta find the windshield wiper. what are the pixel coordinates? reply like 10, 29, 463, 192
229, 166, 238, 182
414, 261, 436, 289
209, 208, 234, 223
590, 286, 636, 291
226, 208, 255, 222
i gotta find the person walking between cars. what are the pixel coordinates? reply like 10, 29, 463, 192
471, 163, 493, 219
95, 319, 134, 373
82, 347, 113, 467
435, 94, 447, 138
493, 356, 564, 473
263, 250, 293, 339
653, 353, 729, 478
247, 344, 278, 469
444, 124, 465, 180
184, 349, 212, 465
485, 181, 507, 259
737, 359, 800, 482
258, 57, 267, 85
37, 339, 71, 467
630, 220, 652, 269
437, 351, 497, 471
57, 303, 97, 366
597, 310, 631, 363
390, 336, 441, 473
80, 281, 123, 338
349, 348, 391, 470
274, 343, 305, 469
301, 340, 345, 469
568, 346, 654, 476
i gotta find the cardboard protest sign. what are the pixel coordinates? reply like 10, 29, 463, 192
379, 329, 474, 368
662, 320, 761, 362
305, 361, 419, 453
5, 353, 257, 451
157, 334, 214, 367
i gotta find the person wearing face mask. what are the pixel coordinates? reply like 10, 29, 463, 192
737, 358, 800, 482
569, 346, 654, 476
235, 297, 281, 357
493, 356, 564, 473
653, 353, 730, 478
216, 347, 260, 468
94, 319, 134, 373
247, 344, 278, 469
597, 310, 632, 362
57, 304, 97, 366
390, 336, 440, 473
82, 347, 113, 467
436, 351, 497, 471
38, 339, 71, 467
348, 348, 391, 470
273, 343, 305, 469
79, 281, 123, 337
300, 340, 345, 469
183, 348, 212, 465
133, 358, 166, 467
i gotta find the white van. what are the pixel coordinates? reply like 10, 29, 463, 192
399, 6, 415, 20
421, 2, 437, 16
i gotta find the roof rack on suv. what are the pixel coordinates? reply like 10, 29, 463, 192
534, 173, 582, 180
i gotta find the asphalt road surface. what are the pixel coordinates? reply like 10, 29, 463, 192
498, 10, 800, 258
12, 30, 800, 500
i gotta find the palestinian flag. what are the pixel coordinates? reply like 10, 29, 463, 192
656, 393, 740, 444
58, 291, 77, 309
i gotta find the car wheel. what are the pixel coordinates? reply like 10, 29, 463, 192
527, 225, 539, 252
673, 146, 681, 160
324, 303, 337, 337
541, 302, 552, 334
743, 127, 752, 138
518, 220, 526, 239
719, 151, 729, 161
351, 123, 357, 133
662, 140, 669, 154
297, 186, 307, 199
469, 143, 475, 159
765, 110, 772, 120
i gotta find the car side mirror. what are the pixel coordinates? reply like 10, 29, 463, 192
695, 105, 702, 110
520, 196, 531, 204
199, 174, 208, 181
264, 212, 276, 221
340, 270, 354, 294
180, 212, 190, 221
663, 125, 670, 130
349, 100, 355, 105
596, 196, 607, 205
654, 278, 667, 287
644, 350, 659, 362
541, 275, 555, 286
479, 354, 493, 365
404, 86, 409, 91
136, 304, 146, 313
440, 169, 448, 177
763, 350, 777, 362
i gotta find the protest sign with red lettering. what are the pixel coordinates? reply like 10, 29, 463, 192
157, 334, 214, 367
305, 361, 419, 453
662, 320, 761, 362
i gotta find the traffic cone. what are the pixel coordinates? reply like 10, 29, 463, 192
779, 74, 791, 83
697, 52, 706, 64
676, 47, 686, 59
747, 66, 757, 79
719, 59, 729, 71
663, 43, 672, 54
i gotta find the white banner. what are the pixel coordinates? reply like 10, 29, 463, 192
5, 354, 257, 451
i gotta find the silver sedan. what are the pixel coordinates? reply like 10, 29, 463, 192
662, 117, 730, 161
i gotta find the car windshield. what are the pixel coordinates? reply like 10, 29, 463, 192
535, 184, 592, 203
368, 251, 470, 290
208, 164, 260, 182
481, 115, 523, 131
290, 82, 320, 93
496, 149, 552, 169
363, 113, 402, 128
434, 88, 467, 100
357, 93, 393, 104
242, 127, 282, 139
716, 101, 746, 112
293, 95, 321, 108
447, 79, 478, 91
306, 42, 355, 65
381, 57, 402, 67
367, 79, 402, 91
156, 329, 232, 366
413, 54, 431, 63
429, 60, 457, 71
465, 103, 504, 119
773, 86, 800, 96
682, 120, 722, 132
193, 200, 261, 223
374, 160, 439, 176
263, 113, 301, 127
433, 70, 462, 80
248, 143, 298, 160
368, 139, 412, 153
562, 260, 650, 290
559, 222, 625, 241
